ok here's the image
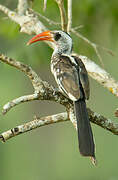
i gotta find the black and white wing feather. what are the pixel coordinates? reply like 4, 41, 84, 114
51, 54, 95, 160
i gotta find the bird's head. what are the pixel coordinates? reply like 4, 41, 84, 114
27, 30, 73, 55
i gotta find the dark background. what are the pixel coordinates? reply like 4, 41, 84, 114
0, 0, 118, 179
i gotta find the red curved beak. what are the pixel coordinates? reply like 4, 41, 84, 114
27, 31, 54, 45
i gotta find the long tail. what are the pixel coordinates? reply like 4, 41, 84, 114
74, 99, 96, 162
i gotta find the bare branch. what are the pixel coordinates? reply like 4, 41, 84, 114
0, 4, 118, 139
43, 0, 47, 11
32, 9, 61, 25
0, 2, 118, 166
1, 107, 118, 142
0, 4, 48, 35
0, 112, 68, 142
72, 25, 84, 30
100, 46, 115, 57
78, 55, 118, 97
2, 94, 38, 115
88, 108, 118, 135
0, 53, 45, 114
55, 0, 67, 31
0, 3, 114, 56
17, 0, 29, 15
0, 54, 44, 93
0, 4, 117, 97
67, 0, 72, 33
1, 51, 118, 117
0, 53, 71, 114
71, 28, 115, 66
71, 28, 105, 66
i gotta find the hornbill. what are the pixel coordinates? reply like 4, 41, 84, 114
27, 30, 96, 164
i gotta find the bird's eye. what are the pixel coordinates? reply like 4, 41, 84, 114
54, 33, 61, 41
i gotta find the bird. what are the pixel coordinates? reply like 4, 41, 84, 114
27, 30, 96, 165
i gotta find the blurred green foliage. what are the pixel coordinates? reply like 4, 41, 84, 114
0, 0, 118, 180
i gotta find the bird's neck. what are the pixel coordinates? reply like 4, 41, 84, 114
52, 45, 72, 57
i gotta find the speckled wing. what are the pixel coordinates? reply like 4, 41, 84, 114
53, 55, 83, 101
72, 56, 90, 100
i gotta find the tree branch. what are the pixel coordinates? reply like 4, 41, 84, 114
1, 108, 118, 143
0, 51, 118, 140
2, 94, 38, 115
67, 0, 72, 33
78, 55, 118, 97
33, 10, 61, 25
55, 0, 67, 31
0, 112, 68, 142
1, 52, 118, 117
0, 4, 117, 98
0, 53, 71, 114
0, 3, 118, 142
71, 28, 115, 67
0, 53, 44, 93
0, 4, 48, 35
17, 0, 29, 15
43, 0, 47, 11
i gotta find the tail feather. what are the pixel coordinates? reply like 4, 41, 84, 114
74, 99, 95, 159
